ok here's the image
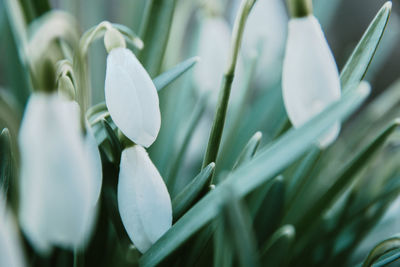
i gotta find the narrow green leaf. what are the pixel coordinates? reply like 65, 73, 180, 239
153, 56, 199, 91
259, 225, 295, 266
368, 249, 400, 267
201, 0, 257, 170
362, 236, 400, 267
253, 176, 285, 245
233, 131, 262, 170
219, 190, 260, 267
138, 0, 178, 76
340, 2, 391, 91
101, 119, 122, 164
296, 119, 400, 234
167, 93, 207, 188
172, 162, 215, 221
139, 82, 370, 267
0, 129, 13, 197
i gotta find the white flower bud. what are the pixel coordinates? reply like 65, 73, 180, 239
118, 145, 172, 253
282, 15, 341, 148
18, 93, 97, 253
105, 47, 161, 148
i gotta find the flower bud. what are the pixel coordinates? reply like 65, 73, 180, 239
118, 145, 172, 253
105, 47, 161, 148
18, 93, 97, 253
282, 15, 341, 148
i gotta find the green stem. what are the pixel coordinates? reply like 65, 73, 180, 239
138, 0, 178, 77
286, 0, 313, 18
201, 0, 257, 173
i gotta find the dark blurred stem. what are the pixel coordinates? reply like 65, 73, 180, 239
138, 0, 178, 77
201, 0, 257, 176
286, 0, 313, 18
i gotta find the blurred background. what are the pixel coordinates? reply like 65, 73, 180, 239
1, 0, 398, 104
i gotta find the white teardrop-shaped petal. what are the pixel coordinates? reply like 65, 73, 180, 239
282, 15, 341, 148
18, 93, 96, 253
105, 47, 161, 148
0, 197, 26, 267
118, 145, 172, 253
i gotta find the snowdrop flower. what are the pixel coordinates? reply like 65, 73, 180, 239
282, 14, 341, 148
0, 196, 26, 267
18, 92, 97, 253
104, 28, 172, 253
104, 28, 161, 148
118, 145, 172, 253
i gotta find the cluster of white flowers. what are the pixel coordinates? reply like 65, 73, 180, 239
2, 0, 344, 260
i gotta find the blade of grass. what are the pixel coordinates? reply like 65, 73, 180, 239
138, 0, 178, 77
153, 56, 199, 91
340, 2, 391, 92
295, 119, 400, 235
259, 225, 295, 266
172, 163, 215, 221
139, 81, 370, 267
202, 0, 258, 172
232, 131, 262, 170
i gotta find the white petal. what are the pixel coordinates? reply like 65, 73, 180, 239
282, 15, 341, 148
105, 48, 161, 147
18, 93, 96, 253
0, 197, 26, 267
118, 145, 172, 253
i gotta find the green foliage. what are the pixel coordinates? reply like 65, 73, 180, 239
0, 0, 399, 266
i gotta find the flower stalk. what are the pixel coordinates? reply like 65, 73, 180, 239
287, 0, 313, 18
202, 0, 257, 173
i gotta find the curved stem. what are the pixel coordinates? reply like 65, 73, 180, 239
201, 0, 257, 176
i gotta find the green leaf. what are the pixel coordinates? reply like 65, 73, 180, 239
172, 162, 215, 221
0, 129, 13, 197
340, 2, 391, 92
367, 249, 400, 267
362, 236, 400, 267
101, 119, 122, 164
259, 225, 295, 266
218, 190, 260, 267
167, 93, 208, 188
253, 176, 285, 246
138, 0, 178, 76
295, 119, 400, 234
232, 131, 262, 170
153, 56, 199, 92
139, 82, 370, 267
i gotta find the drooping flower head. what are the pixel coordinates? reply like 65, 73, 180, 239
282, 0, 341, 148
118, 145, 172, 253
103, 27, 172, 253
104, 28, 161, 148
18, 93, 98, 253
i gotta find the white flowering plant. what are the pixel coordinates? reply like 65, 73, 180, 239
0, 0, 399, 266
